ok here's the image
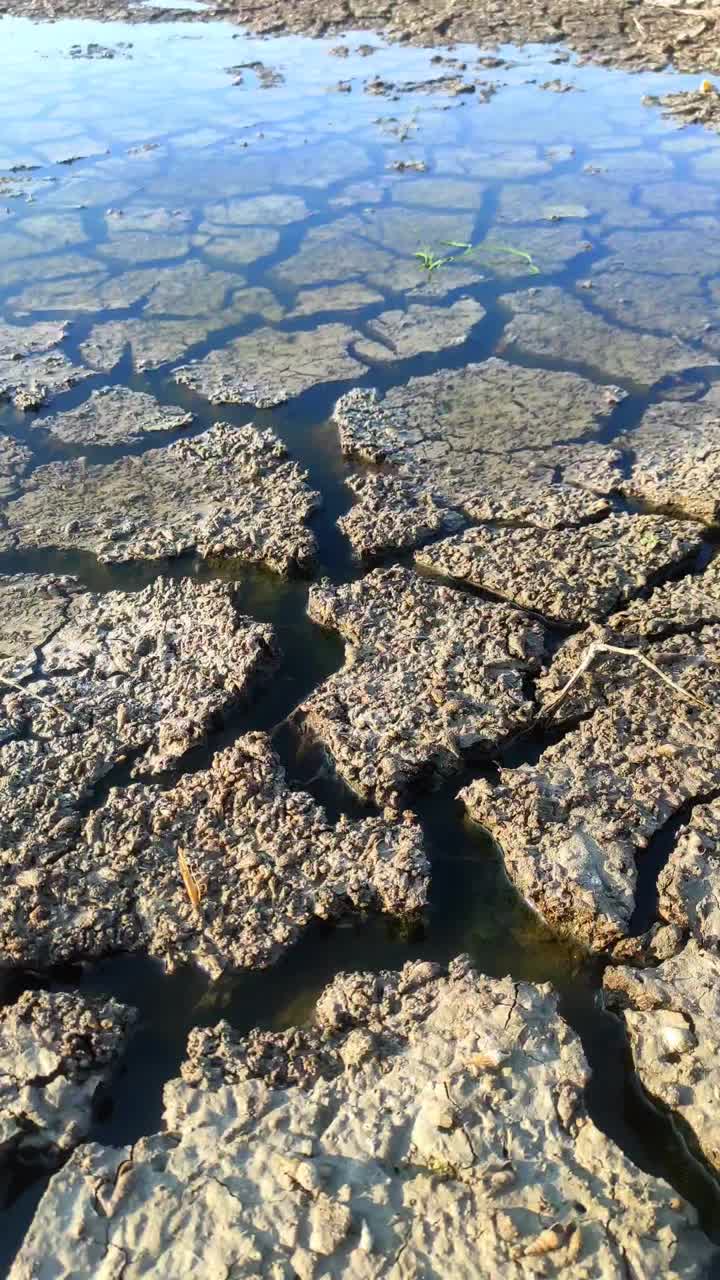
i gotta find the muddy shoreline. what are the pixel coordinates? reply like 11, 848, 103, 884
4, 0, 720, 78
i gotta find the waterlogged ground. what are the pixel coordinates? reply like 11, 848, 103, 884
3, 10, 720, 1275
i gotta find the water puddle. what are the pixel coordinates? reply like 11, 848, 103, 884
2, 8, 720, 1274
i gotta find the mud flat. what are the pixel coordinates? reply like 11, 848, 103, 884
172, 324, 367, 407
35, 387, 193, 447
0, 422, 321, 574
605, 942, 720, 1174
0, 573, 279, 864
333, 361, 619, 557
0, 731, 429, 977
0, 991, 134, 1169
295, 566, 546, 812
461, 619, 720, 956
10, 958, 715, 1280
415, 514, 703, 626
354, 298, 485, 363
498, 288, 709, 389
0, 321, 91, 411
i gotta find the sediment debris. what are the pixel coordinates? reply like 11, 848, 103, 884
0, 989, 135, 1167
36, 387, 193, 446
644, 87, 720, 134
415, 514, 703, 625
0, 731, 429, 977
0, 574, 279, 866
0, 320, 91, 410
295, 566, 547, 811
11, 957, 715, 1279
461, 626, 720, 954
173, 323, 367, 406
0, 421, 320, 573
605, 941, 720, 1173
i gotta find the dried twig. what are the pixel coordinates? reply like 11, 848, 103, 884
540, 640, 715, 723
641, 2, 720, 13
0, 674, 75, 722
179, 849, 203, 913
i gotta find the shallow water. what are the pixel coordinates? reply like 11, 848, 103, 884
2, 10, 720, 1274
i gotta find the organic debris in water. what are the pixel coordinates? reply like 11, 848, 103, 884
179, 848, 204, 913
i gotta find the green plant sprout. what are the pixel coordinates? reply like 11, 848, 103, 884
423, 239, 541, 275
413, 247, 451, 273
475, 241, 540, 274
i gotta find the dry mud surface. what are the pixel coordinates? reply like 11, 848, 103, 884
0, 573, 279, 863
333, 361, 620, 557
1, 731, 429, 978
0, 422, 321, 574
296, 566, 547, 811
0, 991, 135, 1169
415, 514, 702, 625
10, 959, 714, 1280
3, 8, 720, 1275
606, 941, 720, 1174
617, 390, 720, 525
462, 615, 720, 956
657, 795, 720, 950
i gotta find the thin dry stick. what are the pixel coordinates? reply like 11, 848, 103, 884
540, 640, 715, 724
178, 848, 203, 914
0, 674, 75, 722
641, 2, 718, 14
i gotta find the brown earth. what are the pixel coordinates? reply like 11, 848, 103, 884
2, 0, 720, 77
